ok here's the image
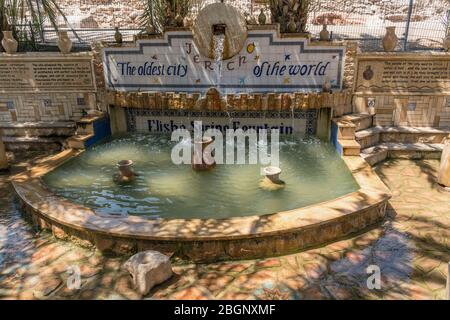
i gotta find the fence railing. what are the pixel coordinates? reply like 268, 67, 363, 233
11, 0, 450, 52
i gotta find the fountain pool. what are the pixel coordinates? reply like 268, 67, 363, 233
42, 133, 359, 219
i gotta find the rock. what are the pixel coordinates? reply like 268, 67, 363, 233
123, 251, 173, 295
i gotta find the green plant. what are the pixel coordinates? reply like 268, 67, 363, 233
140, 0, 190, 33
269, 0, 310, 33
0, 0, 70, 51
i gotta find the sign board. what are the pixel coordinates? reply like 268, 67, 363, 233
126, 109, 318, 135
355, 53, 450, 95
103, 30, 345, 94
0, 54, 96, 93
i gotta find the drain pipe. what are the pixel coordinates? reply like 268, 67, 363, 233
403, 0, 414, 51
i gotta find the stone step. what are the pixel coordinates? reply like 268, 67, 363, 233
65, 134, 94, 149
335, 113, 373, 132
0, 121, 76, 137
355, 127, 381, 149
356, 126, 450, 150
361, 142, 444, 166
2, 136, 64, 152
377, 126, 449, 144
338, 139, 361, 156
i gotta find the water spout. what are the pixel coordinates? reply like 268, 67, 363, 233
212, 25, 226, 91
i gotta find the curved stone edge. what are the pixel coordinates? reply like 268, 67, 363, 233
12, 149, 391, 262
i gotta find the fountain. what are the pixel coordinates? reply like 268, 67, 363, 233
11, 1, 392, 262
260, 166, 285, 190
192, 137, 216, 171
212, 24, 226, 90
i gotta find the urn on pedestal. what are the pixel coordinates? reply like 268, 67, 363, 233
1, 31, 18, 54
57, 31, 72, 54
382, 26, 398, 52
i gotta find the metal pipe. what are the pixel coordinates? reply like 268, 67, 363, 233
403, 0, 414, 51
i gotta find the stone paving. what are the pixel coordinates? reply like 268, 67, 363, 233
0, 153, 449, 300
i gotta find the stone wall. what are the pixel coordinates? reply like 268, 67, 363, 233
0, 93, 96, 123
354, 94, 450, 127
0, 52, 97, 124
353, 52, 450, 128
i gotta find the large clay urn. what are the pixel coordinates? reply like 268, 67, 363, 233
114, 27, 123, 44
258, 9, 266, 25
382, 27, 398, 52
57, 31, 72, 54
319, 24, 330, 41
1, 31, 18, 54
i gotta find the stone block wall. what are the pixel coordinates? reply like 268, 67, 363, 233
107, 90, 352, 116
354, 95, 450, 127
352, 52, 450, 128
0, 93, 96, 123
0, 52, 97, 124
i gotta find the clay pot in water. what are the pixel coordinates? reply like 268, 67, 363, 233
443, 34, 450, 51
263, 166, 282, 184
258, 9, 266, 25
57, 31, 72, 54
1, 31, 18, 54
115, 160, 136, 184
319, 24, 330, 41
382, 26, 398, 52
114, 27, 123, 44
117, 160, 135, 178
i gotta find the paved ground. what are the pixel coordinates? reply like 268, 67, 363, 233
0, 153, 449, 300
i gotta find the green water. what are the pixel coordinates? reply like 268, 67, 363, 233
43, 133, 359, 219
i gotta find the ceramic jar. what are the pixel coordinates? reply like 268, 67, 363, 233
382, 26, 398, 52
1, 31, 18, 54
258, 9, 266, 25
114, 27, 123, 44
57, 31, 72, 54
319, 24, 330, 41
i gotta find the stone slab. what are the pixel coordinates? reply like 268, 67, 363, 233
354, 52, 450, 95
0, 53, 96, 93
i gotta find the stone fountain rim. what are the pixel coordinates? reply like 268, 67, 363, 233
11, 148, 391, 260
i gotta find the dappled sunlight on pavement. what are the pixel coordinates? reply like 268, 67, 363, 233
0, 156, 448, 300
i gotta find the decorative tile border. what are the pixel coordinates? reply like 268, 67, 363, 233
125, 108, 318, 135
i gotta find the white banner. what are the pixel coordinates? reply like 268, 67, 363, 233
103, 30, 345, 94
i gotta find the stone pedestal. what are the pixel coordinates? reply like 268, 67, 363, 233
192, 137, 216, 171
0, 132, 8, 171
437, 138, 450, 187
